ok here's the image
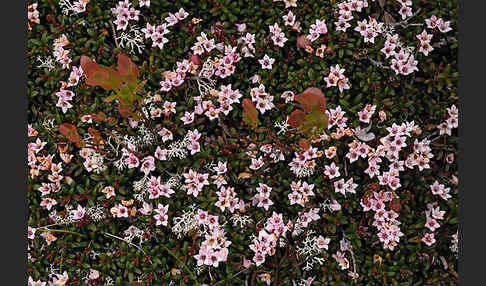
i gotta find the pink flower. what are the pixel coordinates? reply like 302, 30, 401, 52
154, 204, 169, 226
40, 198, 57, 210
424, 216, 440, 232
28, 226, 36, 240
213, 161, 227, 174
28, 276, 46, 286
181, 111, 195, 125
111, 204, 128, 218
175, 8, 188, 20
140, 156, 156, 175
250, 156, 265, 170
446, 153, 454, 164
89, 269, 100, 280
102, 186, 115, 199
421, 233, 436, 246
125, 153, 140, 168
324, 162, 341, 179
187, 140, 201, 155
138, 202, 153, 215
259, 54, 275, 70
154, 146, 167, 161
316, 235, 330, 249
71, 205, 86, 220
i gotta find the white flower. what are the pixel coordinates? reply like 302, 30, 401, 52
259, 54, 275, 70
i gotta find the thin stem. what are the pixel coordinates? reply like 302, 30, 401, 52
386, 9, 422, 28
109, 21, 120, 48
159, 243, 200, 285
103, 232, 146, 254
104, 129, 145, 159
37, 228, 87, 238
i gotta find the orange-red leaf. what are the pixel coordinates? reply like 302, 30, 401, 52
294, 87, 327, 113
80, 55, 101, 77
91, 111, 108, 122
242, 98, 259, 128
59, 123, 84, 148
288, 109, 306, 128
88, 127, 103, 145
297, 35, 312, 50
117, 53, 139, 85
298, 138, 311, 150
80, 55, 125, 91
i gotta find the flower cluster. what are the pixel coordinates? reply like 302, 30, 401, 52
288, 180, 315, 206
249, 212, 288, 266
269, 23, 288, 47
142, 8, 188, 50
333, 177, 357, 197
389, 47, 419, 75
112, 0, 141, 31
250, 84, 275, 114
159, 57, 198, 92
215, 186, 242, 213
416, 30, 434, 56
182, 169, 210, 197
194, 209, 231, 267
153, 204, 170, 226
426, 15, 453, 33
289, 146, 319, 178
146, 175, 175, 199
195, 84, 243, 121
238, 32, 256, 58
251, 183, 274, 210
53, 34, 71, 69
55, 87, 75, 113
355, 17, 382, 44
324, 64, 350, 92
421, 202, 445, 246
437, 104, 458, 136
361, 190, 404, 250
66, 65, 84, 87
28, 3, 40, 24
307, 19, 328, 42
429, 180, 452, 201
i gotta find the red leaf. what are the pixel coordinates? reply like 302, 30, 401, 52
91, 111, 108, 122
298, 138, 311, 150
80, 55, 101, 77
390, 198, 402, 212
118, 104, 132, 118
117, 53, 139, 82
242, 98, 259, 128
88, 127, 103, 145
190, 54, 202, 66
59, 123, 84, 147
80, 55, 124, 90
297, 35, 312, 50
294, 87, 327, 113
288, 109, 306, 128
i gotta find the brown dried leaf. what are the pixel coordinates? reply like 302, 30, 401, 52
238, 172, 252, 180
